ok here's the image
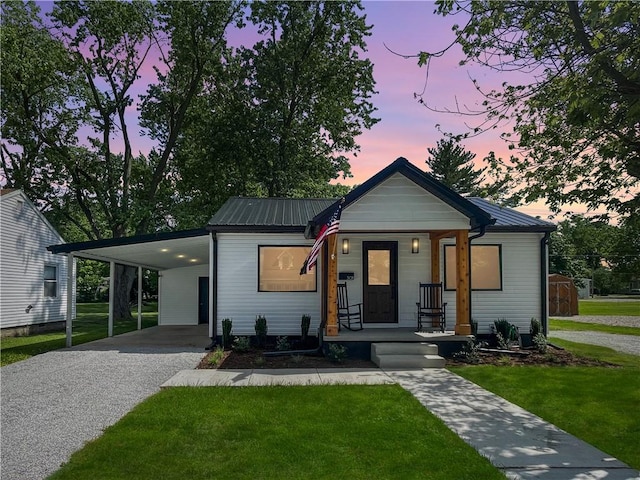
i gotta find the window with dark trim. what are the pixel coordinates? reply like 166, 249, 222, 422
444, 244, 502, 291
258, 246, 316, 292
44, 264, 58, 297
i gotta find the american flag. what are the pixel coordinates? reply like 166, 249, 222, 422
300, 201, 343, 275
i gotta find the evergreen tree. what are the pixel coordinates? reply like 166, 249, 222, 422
425, 139, 485, 196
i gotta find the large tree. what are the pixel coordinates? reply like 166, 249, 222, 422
173, 0, 378, 226
1, 1, 243, 318
425, 139, 515, 203
416, 1, 640, 220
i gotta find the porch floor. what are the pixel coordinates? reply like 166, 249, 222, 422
327, 327, 470, 343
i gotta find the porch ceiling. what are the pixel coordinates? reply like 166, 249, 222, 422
51, 235, 210, 271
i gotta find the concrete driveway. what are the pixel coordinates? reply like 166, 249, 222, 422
0, 326, 208, 480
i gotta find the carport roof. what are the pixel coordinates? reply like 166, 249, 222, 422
47, 229, 209, 270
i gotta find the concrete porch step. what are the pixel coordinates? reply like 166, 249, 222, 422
371, 342, 439, 356
371, 342, 445, 369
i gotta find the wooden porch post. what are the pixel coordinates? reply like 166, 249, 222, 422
455, 230, 472, 335
325, 234, 339, 336
430, 237, 440, 284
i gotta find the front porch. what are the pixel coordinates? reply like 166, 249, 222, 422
323, 327, 471, 359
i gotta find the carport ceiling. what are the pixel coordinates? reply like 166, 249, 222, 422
58, 235, 210, 271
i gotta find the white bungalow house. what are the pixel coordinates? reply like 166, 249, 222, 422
48, 158, 555, 350
1, 189, 75, 335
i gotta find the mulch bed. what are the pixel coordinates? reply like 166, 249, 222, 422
198, 344, 618, 370
198, 348, 376, 370
445, 345, 620, 367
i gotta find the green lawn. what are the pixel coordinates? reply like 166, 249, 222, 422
578, 299, 640, 316
49, 385, 506, 480
451, 341, 640, 470
0, 303, 157, 366
550, 318, 640, 336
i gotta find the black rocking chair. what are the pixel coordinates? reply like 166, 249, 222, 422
416, 282, 447, 332
337, 282, 363, 331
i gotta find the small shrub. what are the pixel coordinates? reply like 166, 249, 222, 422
533, 333, 548, 353
453, 339, 483, 364
253, 356, 266, 367
255, 315, 268, 346
232, 336, 251, 353
222, 318, 233, 349
495, 332, 511, 350
530, 318, 542, 337
290, 354, 305, 365
328, 344, 348, 364
276, 336, 291, 351
207, 346, 225, 367
301, 314, 311, 342
493, 319, 518, 342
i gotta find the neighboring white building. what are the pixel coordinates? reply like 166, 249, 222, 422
1, 189, 75, 335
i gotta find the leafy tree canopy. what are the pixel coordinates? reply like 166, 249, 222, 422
417, 1, 640, 221
173, 1, 378, 227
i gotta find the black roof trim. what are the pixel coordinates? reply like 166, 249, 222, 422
310, 157, 495, 232
487, 225, 556, 233
48, 228, 208, 254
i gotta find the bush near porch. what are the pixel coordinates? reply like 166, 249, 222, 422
0, 303, 158, 366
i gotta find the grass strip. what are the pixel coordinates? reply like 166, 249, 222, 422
578, 300, 640, 316
451, 342, 640, 470
0, 303, 157, 366
49, 385, 506, 480
550, 318, 640, 336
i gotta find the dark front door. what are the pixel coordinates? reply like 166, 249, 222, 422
198, 277, 209, 325
363, 241, 398, 323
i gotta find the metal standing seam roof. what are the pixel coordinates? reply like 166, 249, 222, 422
206, 197, 337, 232
468, 197, 556, 232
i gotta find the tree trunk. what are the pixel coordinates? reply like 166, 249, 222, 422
113, 264, 137, 320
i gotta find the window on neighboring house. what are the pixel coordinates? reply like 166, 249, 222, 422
444, 244, 502, 291
44, 265, 58, 297
258, 246, 316, 292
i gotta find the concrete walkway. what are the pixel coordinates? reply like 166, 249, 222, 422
164, 368, 640, 480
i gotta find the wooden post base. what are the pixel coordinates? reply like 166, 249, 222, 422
325, 324, 339, 336
455, 324, 473, 335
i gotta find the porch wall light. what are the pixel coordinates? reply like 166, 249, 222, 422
342, 238, 350, 255
411, 238, 420, 254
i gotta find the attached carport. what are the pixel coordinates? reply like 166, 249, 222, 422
47, 229, 211, 347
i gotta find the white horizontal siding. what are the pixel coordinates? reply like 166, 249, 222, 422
158, 264, 208, 326
337, 233, 432, 328
216, 233, 322, 336
341, 173, 471, 231
442, 232, 545, 334
1, 192, 72, 328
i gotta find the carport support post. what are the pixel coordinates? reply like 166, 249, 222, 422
65, 254, 74, 348
108, 261, 115, 337
137, 266, 143, 330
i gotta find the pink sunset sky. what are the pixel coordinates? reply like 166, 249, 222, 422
31, 1, 576, 219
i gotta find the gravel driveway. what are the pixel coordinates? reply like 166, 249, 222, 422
0, 344, 204, 480
550, 315, 640, 357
